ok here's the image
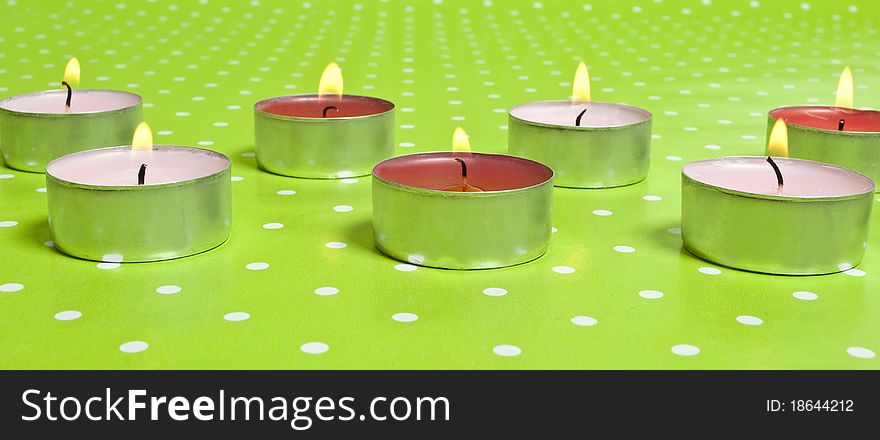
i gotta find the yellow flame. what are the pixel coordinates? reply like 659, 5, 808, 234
318, 62, 343, 97
131, 122, 153, 152
835, 65, 853, 109
452, 127, 471, 152
768, 119, 788, 158
62, 57, 80, 88
572, 61, 590, 102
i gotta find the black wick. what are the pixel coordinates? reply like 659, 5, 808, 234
838, 119, 846, 131
766, 156, 783, 188
61, 81, 72, 108
454, 157, 467, 178
575, 108, 587, 127
322, 105, 339, 118
137, 164, 147, 186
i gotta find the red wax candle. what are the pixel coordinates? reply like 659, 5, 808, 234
255, 94, 393, 118
770, 106, 880, 133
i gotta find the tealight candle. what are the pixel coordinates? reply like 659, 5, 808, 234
254, 62, 394, 178
45, 123, 231, 263
508, 61, 652, 188
767, 66, 880, 188
372, 128, 553, 269
682, 122, 874, 275
0, 58, 142, 173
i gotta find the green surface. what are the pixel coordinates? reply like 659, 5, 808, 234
1, 0, 879, 369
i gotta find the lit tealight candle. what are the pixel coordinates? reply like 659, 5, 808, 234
45, 123, 232, 263
0, 58, 142, 172
682, 120, 874, 275
254, 62, 395, 178
767, 66, 880, 189
372, 128, 554, 269
508, 61, 652, 188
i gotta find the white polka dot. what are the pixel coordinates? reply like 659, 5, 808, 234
736, 315, 763, 326
36, 187, 47, 193
552, 265, 575, 274
231, 176, 244, 182
0, 221, 18, 227
97, 262, 120, 270
276, 189, 296, 195
705, 144, 722, 150
843, 268, 866, 277
300, 342, 329, 354
54, 310, 82, 321
394, 263, 418, 272
262, 222, 284, 230
698, 267, 721, 275
665, 155, 682, 161
246, 262, 269, 271
224, 312, 250, 321
671, 344, 700, 356
613, 245, 635, 253
639, 290, 664, 299
483, 287, 508, 297
493, 344, 522, 357
0, 173, 14, 179
333, 205, 353, 213
314, 286, 339, 296
155, 285, 181, 295
119, 341, 149, 353
324, 241, 347, 249
592, 209, 612, 216
0, 283, 24, 292
792, 291, 818, 301
571, 316, 598, 326
846, 347, 876, 359
643, 195, 662, 201
392, 312, 419, 322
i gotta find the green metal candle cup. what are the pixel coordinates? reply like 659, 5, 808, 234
767, 106, 880, 190
0, 89, 142, 173
682, 156, 874, 275
45, 146, 232, 263
254, 94, 395, 179
508, 100, 652, 188
372, 152, 554, 269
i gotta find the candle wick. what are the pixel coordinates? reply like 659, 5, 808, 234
766, 156, 784, 188
454, 157, 468, 178
838, 119, 845, 131
138, 164, 147, 186
575, 108, 587, 127
322, 105, 339, 118
61, 81, 72, 108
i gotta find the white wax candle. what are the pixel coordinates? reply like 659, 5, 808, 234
508, 100, 651, 127
0, 89, 140, 114
46, 146, 230, 186
682, 157, 873, 197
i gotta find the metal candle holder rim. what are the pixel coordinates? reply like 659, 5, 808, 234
768, 105, 880, 136
45, 145, 232, 191
372, 151, 555, 196
0, 89, 143, 118
253, 93, 396, 122
508, 99, 653, 131
682, 156, 876, 202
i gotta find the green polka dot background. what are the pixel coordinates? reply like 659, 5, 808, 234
1, 0, 879, 369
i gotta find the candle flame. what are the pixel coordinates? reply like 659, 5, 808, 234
767, 118, 788, 158
835, 65, 853, 109
318, 62, 343, 97
131, 122, 153, 152
63, 57, 80, 88
571, 61, 590, 103
452, 127, 471, 152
